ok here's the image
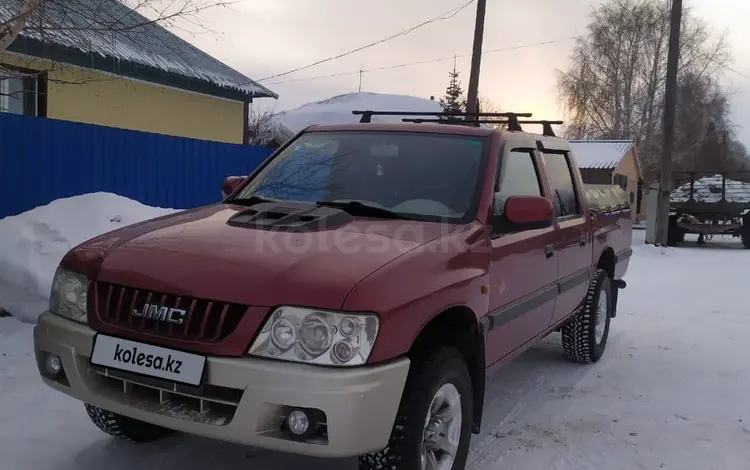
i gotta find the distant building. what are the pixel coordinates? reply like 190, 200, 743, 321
570, 140, 645, 222
0, 0, 277, 144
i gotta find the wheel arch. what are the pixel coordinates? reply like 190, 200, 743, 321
408, 305, 486, 435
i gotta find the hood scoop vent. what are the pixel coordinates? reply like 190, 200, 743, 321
227, 201, 353, 231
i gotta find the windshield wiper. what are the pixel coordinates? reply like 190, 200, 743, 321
315, 200, 409, 220
226, 195, 279, 206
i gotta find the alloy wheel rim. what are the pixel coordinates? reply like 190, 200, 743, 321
421, 383, 462, 470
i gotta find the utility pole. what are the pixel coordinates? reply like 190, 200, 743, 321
654, 0, 682, 246
465, 0, 486, 117
358, 66, 363, 93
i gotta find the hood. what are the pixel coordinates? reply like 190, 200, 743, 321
64, 203, 453, 309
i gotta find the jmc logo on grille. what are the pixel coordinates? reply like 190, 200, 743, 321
132, 303, 187, 325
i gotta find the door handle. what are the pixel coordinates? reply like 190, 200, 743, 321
579, 235, 586, 247
545, 244, 555, 258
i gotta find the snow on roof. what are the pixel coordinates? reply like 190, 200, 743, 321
272, 92, 445, 142
671, 174, 750, 203
2, 0, 276, 100
569, 140, 635, 170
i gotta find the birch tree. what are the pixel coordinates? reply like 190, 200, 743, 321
556, 0, 745, 179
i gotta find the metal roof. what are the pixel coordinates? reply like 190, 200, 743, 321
2, 0, 277, 101
569, 140, 634, 170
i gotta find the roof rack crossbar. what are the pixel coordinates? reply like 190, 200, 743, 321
351, 110, 562, 136
402, 118, 512, 125
352, 110, 533, 123
516, 120, 564, 137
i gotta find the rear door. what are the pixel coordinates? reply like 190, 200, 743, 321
539, 144, 593, 325
486, 141, 559, 366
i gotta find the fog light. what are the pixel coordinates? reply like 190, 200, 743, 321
44, 354, 62, 377
287, 410, 310, 436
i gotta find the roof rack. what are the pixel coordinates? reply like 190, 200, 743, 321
517, 120, 564, 137
352, 110, 531, 123
351, 110, 562, 136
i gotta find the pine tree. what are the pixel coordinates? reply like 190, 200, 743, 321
439, 60, 466, 116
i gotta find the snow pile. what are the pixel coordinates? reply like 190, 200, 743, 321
0, 193, 179, 323
671, 174, 750, 203
273, 92, 444, 142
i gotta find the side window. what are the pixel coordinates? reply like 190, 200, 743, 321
494, 149, 542, 213
542, 152, 581, 218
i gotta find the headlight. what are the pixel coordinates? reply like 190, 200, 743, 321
49, 267, 89, 323
248, 306, 379, 366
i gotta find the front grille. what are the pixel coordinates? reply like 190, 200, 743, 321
95, 282, 247, 342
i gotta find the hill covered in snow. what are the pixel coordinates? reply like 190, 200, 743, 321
272, 92, 444, 143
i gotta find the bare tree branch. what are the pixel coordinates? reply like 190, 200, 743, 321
0, 0, 40, 52
0, 0, 234, 84
556, 0, 741, 179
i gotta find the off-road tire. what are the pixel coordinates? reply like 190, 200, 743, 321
741, 214, 750, 249
358, 347, 473, 470
561, 268, 612, 364
84, 403, 174, 442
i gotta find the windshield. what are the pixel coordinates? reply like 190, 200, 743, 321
232, 131, 488, 223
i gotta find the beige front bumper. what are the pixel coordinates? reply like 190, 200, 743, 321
33, 312, 410, 458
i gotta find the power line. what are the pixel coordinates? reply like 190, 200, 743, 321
257, 0, 477, 82
266, 37, 574, 86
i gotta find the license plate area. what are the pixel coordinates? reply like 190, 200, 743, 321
91, 334, 206, 387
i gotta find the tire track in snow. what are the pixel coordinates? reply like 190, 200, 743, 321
467, 339, 567, 469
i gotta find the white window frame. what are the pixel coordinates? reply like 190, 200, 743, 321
0, 75, 39, 116
0, 79, 9, 113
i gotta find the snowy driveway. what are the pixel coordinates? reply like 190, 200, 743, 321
2, 231, 749, 470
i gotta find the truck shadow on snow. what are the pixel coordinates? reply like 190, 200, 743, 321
66, 335, 602, 470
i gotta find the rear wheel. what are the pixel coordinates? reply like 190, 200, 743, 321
561, 269, 612, 364
84, 403, 174, 442
358, 347, 473, 470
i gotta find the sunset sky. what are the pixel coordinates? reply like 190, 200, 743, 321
180, 0, 750, 143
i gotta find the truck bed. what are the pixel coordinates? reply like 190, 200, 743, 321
584, 184, 630, 214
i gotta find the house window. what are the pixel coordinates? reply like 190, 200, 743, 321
0, 73, 44, 116
613, 174, 628, 189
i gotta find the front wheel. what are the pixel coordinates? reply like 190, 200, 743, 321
561, 269, 612, 364
359, 347, 473, 470
84, 404, 174, 442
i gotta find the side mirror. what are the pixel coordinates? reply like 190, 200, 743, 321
491, 195, 554, 233
222, 176, 246, 199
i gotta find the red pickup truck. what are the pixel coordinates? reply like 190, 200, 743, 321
34, 111, 632, 470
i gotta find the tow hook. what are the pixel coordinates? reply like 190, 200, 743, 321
610, 279, 626, 318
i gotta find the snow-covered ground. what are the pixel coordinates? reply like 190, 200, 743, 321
1, 197, 749, 469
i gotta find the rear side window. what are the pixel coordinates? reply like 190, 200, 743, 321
542, 152, 580, 218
